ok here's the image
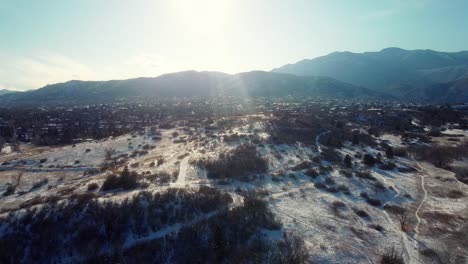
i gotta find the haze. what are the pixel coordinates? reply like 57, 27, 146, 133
1, 0, 468, 91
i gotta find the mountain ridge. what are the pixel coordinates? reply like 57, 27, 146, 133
273, 48, 468, 101
0, 71, 386, 105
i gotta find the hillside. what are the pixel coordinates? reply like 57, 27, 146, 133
0, 89, 16, 96
0, 71, 384, 105
273, 48, 468, 100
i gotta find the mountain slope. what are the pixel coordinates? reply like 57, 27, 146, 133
0, 89, 17, 96
0, 71, 384, 105
273, 48, 468, 98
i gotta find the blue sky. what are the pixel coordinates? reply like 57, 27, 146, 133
1, 0, 467, 91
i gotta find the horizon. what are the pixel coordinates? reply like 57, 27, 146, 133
1, 0, 468, 91
4, 46, 468, 92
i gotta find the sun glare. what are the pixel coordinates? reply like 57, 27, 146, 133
172, 0, 232, 34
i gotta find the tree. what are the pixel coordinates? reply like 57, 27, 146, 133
344, 154, 352, 168
210, 224, 225, 262
3, 173, 22, 196
397, 207, 409, 232
376, 152, 383, 163
363, 154, 377, 166
0, 136, 4, 153
11, 138, 20, 152
386, 146, 394, 159
352, 134, 360, 145
104, 148, 116, 160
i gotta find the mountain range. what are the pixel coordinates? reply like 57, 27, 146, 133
273, 47, 468, 103
1, 48, 467, 105
0, 89, 16, 96
0, 71, 384, 105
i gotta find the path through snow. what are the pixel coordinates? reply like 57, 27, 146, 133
414, 163, 428, 234
174, 156, 190, 187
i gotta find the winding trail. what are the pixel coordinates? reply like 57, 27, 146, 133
414, 163, 428, 234
315, 130, 331, 153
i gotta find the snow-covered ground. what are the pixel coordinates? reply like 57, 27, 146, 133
1, 117, 467, 263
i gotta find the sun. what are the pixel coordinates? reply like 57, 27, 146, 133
172, 0, 232, 35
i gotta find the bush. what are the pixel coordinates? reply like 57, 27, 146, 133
362, 154, 377, 166
100, 167, 139, 191
146, 171, 173, 184
87, 183, 99, 191
379, 162, 396, 170
354, 209, 370, 219
381, 247, 405, 264
291, 161, 312, 171
0, 188, 235, 263
194, 144, 267, 179
356, 170, 376, 181
314, 182, 326, 189
305, 168, 319, 178
393, 147, 407, 157
340, 169, 353, 178
366, 198, 382, 207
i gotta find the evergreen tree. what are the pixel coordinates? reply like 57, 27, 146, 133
386, 146, 394, 159
344, 154, 352, 168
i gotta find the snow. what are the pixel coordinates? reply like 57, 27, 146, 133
1, 117, 467, 263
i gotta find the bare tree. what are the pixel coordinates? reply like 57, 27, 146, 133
12, 173, 23, 188
397, 207, 409, 232
381, 247, 405, 264
104, 147, 116, 160
11, 139, 20, 153
3, 173, 22, 196
0, 136, 4, 153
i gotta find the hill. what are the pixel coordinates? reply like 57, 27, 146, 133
273, 48, 468, 100
0, 71, 384, 105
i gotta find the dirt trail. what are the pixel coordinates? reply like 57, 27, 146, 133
174, 156, 190, 187
415, 163, 428, 234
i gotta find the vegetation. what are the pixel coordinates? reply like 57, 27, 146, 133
100, 166, 139, 191
193, 144, 267, 179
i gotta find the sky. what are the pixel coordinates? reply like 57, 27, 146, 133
1, 0, 468, 91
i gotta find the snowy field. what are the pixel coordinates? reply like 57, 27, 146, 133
0, 117, 467, 263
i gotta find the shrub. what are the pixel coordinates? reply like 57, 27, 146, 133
146, 171, 173, 184
366, 198, 382, 207
291, 161, 312, 171
321, 148, 342, 162
100, 167, 139, 191
360, 192, 369, 199
30, 178, 48, 191
393, 147, 407, 157
305, 168, 319, 178
381, 247, 405, 264
356, 170, 376, 181
453, 167, 468, 185
370, 224, 384, 232
87, 183, 99, 191
337, 184, 349, 193
446, 190, 464, 199
194, 144, 267, 179
314, 182, 326, 189
398, 166, 417, 173
362, 154, 377, 166
379, 162, 396, 170
324, 177, 335, 185
353, 208, 370, 219
340, 169, 353, 178
343, 154, 352, 168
